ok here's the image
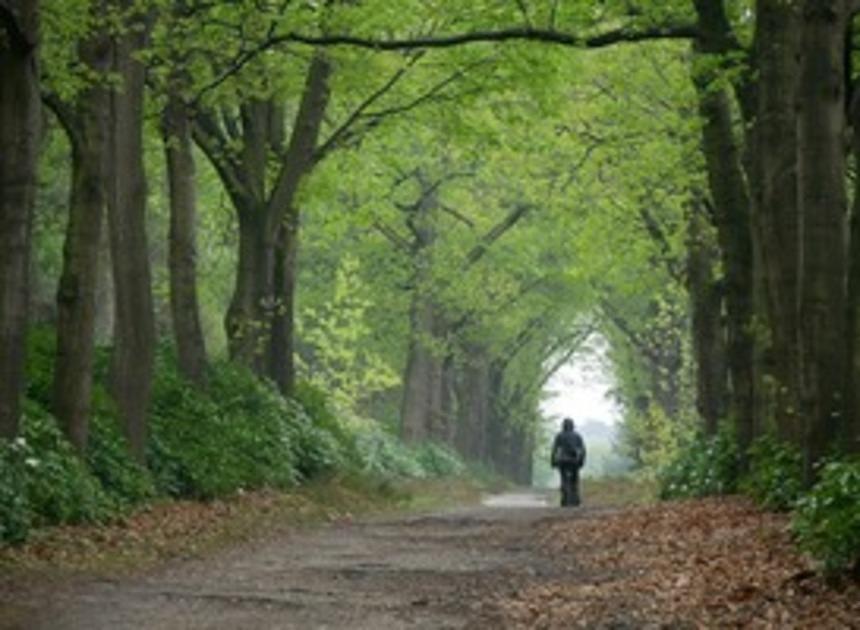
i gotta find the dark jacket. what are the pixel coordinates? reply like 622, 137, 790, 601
551, 429, 586, 468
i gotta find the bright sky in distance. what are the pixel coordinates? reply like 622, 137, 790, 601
539, 339, 620, 427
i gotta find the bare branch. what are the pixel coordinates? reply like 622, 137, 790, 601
314, 52, 425, 161
465, 203, 532, 268
267, 23, 698, 51
372, 220, 412, 252
439, 203, 476, 228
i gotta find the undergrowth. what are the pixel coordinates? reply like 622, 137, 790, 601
1, 332, 468, 544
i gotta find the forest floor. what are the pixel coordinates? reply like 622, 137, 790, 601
0, 479, 858, 629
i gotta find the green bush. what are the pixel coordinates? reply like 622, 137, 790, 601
659, 425, 739, 499
0, 437, 35, 543
792, 457, 860, 574
87, 393, 156, 508
741, 434, 803, 511
148, 358, 299, 498
0, 401, 115, 543
414, 442, 466, 478
352, 426, 427, 479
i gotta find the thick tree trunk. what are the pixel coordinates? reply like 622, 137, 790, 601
693, 73, 756, 458
753, 0, 802, 446
52, 34, 110, 450
686, 204, 728, 435
0, 1, 39, 438
269, 216, 298, 394
847, 86, 860, 455
106, 5, 155, 461
400, 296, 442, 443
225, 205, 272, 372
454, 348, 491, 461
264, 54, 331, 392
796, 0, 849, 477
163, 92, 207, 385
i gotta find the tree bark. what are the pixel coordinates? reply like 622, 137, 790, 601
686, 203, 728, 435
454, 347, 491, 461
847, 82, 860, 456
796, 0, 849, 477
0, 0, 39, 438
692, 19, 756, 457
269, 215, 298, 394
400, 295, 442, 443
752, 0, 802, 446
163, 91, 207, 385
51, 28, 111, 451
265, 53, 331, 393
106, 3, 155, 461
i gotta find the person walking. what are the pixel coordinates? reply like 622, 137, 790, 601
550, 417, 586, 507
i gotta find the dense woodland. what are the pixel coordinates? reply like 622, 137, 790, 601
1, 0, 859, 570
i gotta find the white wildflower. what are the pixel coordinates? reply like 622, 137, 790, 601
24, 457, 39, 468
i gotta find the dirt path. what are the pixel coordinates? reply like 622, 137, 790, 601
1, 491, 584, 629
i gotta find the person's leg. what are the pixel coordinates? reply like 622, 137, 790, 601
558, 468, 567, 506
570, 467, 581, 506
560, 466, 574, 507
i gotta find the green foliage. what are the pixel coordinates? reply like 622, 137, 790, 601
0, 401, 115, 543
87, 392, 156, 508
414, 442, 467, 478
351, 425, 426, 479
0, 438, 34, 543
792, 458, 860, 575
740, 434, 803, 511
148, 357, 296, 498
658, 425, 739, 499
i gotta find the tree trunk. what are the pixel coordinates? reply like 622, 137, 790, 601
0, 1, 40, 438
796, 0, 849, 478
752, 0, 802, 446
52, 31, 110, 451
269, 215, 298, 394
263, 54, 331, 391
686, 204, 728, 435
454, 348, 491, 461
692, 71, 756, 458
106, 4, 155, 461
163, 92, 207, 385
225, 202, 272, 372
400, 296, 442, 443
847, 83, 860, 455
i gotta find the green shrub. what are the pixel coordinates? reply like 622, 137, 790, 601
792, 457, 860, 574
0, 437, 34, 543
414, 442, 466, 478
148, 358, 300, 498
23, 327, 56, 408
659, 425, 739, 499
0, 401, 115, 543
87, 392, 156, 508
741, 434, 803, 511
18, 401, 114, 526
352, 426, 427, 479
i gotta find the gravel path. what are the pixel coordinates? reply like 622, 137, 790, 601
1, 492, 588, 629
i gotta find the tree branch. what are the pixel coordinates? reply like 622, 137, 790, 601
464, 203, 531, 268
314, 52, 424, 162
268, 24, 698, 51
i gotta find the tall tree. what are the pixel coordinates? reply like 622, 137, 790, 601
796, 0, 849, 477
106, 0, 155, 460
161, 1, 207, 385
0, 0, 40, 438
48, 12, 111, 451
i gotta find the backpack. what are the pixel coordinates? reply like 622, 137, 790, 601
553, 432, 584, 467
